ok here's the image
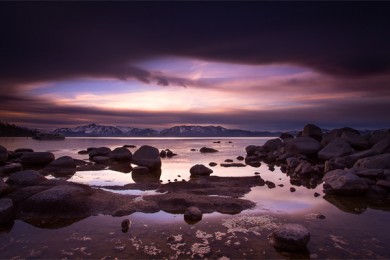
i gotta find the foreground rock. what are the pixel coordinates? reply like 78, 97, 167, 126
110, 147, 132, 162
0, 199, 14, 224
132, 145, 161, 170
269, 223, 310, 251
302, 123, 322, 141
41, 156, 76, 176
323, 169, 369, 195
190, 164, 213, 177
6, 170, 47, 186
285, 137, 321, 156
88, 147, 112, 158
0, 145, 8, 164
318, 138, 352, 160
354, 154, 390, 170
20, 152, 55, 168
0, 163, 23, 175
184, 206, 202, 223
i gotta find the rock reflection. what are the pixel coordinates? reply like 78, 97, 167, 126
323, 194, 390, 214
131, 169, 162, 183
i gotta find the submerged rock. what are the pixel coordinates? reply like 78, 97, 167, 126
132, 145, 161, 170
190, 164, 213, 177
220, 163, 246, 167
269, 223, 310, 251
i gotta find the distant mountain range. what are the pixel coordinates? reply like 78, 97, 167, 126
49, 123, 284, 137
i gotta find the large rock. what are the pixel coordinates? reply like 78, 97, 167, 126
6, 170, 47, 186
285, 137, 321, 156
0, 163, 23, 175
21, 152, 55, 167
371, 137, 390, 154
88, 147, 112, 158
110, 147, 132, 161
323, 169, 369, 195
200, 147, 219, 153
90, 156, 111, 165
0, 145, 8, 164
0, 198, 14, 224
302, 123, 323, 141
318, 138, 352, 160
190, 164, 213, 177
262, 138, 283, 152
369, 131, 390, 146
334, 149, 379, 169
245, 145, 262, 156
354, 154, 390, 170
269, 224, 310, 251
0, 179, 9, 195
21, 185, 91, 215
184, 206, 202, 223
42, 156, 76, 176
132, 145, 161, 170
341, 131, 369, 150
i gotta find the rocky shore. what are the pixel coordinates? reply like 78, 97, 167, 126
1, 124, 390, 252
245, 124, 390, 213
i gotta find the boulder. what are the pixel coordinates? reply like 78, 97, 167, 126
355, 169, 384, 179
341, 131, 369, 150
0, 145, 8, 164
132, 166, 150, 175
123, 144, 137, 148
89, 147, 112, 158
371, 137, 390, 154
159, 150, 167, 158
110, 147, 132, 161
285, 137, 321, 156
14, 148, 34, 154
190, 164, 213, 177
0, 179, 9, 195
263, 138, 283, 152
323, 169, 369, 195
369, 131, 390, 146
184, 206, 202, 223
132, 145, 161, 170
334, 149, 378, 169
0, 198, 14, 224
42, 156, 76, 176
354, 154, 390, 170
302, 123, 323, 141
7, 170, 47, 186
46, 156, 76, 169
377, 180, 390, 190
245, 145, 262, 156
269, 224, 310, 251
209, 162, 217, 167
21, 185, 91, 215
199, 147, 219, 153
236, 156, 244, 161
318, 138, 352, 160
0, 163, 23, 175
77, 150, 88, 155
90, 156, 111, 165
21, 152, 55, 167
280, 132, 294, 140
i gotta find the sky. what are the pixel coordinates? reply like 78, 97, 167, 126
0, 2, 389, 131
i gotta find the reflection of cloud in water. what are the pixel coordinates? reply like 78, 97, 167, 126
68, 170, 134, 186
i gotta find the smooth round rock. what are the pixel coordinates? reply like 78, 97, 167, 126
6, 170, 47, 186
190, 164, 213, 177
0, 198, 14, 224
270, 223, 310, 251
184, 206, 202, 223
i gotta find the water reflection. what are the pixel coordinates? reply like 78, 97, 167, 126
131, 169, 161, 183
323, 194, 390, 214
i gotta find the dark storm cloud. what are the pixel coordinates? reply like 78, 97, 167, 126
1, 1, 390, 90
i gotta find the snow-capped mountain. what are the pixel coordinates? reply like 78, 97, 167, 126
51, 123, 158, 137
50, 123, 281, 137
159, 125, 279, 137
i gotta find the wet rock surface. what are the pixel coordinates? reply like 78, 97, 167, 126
132, 145, 161, 170
270, 223, 310, 251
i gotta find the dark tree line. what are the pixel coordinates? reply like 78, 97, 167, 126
0, 122, 37, 137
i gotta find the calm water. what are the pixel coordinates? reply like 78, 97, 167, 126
1, 137, 389, 259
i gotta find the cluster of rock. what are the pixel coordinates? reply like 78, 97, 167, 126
245, 124, 390, 200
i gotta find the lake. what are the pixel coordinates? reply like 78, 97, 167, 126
0, 137, 389, 259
